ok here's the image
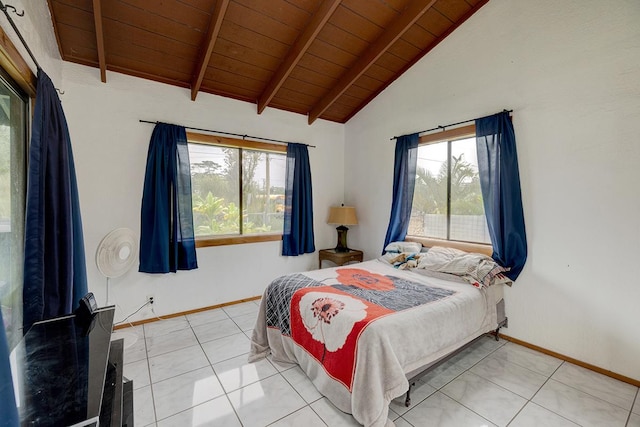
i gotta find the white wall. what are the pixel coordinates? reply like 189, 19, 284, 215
0, 0, 62, 81
345, 0, 640, 380
58, 63, 345, 323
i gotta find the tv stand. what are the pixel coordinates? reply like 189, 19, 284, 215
9, 307, 133, 426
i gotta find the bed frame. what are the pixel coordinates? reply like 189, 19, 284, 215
403, 298, 508, 406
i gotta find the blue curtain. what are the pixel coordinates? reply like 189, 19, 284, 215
282, 143, 315, 256
0, 307, 18, 427
476, 111, 527, 280
383, 133, 420, 251
139, 123, 198, 273
23, 69, 88, 330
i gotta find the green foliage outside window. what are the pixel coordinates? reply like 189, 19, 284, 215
189, 144, 285, 237
413, 153, 484, 216
411, 138, 490, 244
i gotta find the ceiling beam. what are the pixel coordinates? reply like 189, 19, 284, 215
191, 0, 230, 101
307, 0, 437, 124
92, 0, 106, 82
341, 0, 490, 124
257, 0, 341, 115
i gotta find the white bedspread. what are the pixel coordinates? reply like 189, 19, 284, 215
249, 259, 501, 426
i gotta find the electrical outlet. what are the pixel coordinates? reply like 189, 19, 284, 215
147, 295, 154, 305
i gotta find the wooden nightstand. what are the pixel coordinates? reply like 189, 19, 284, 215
318, 248, 363, 269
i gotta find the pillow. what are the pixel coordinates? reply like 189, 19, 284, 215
417, 246, 511, 288
476, 263, 512, 288
384, 241, 422, 254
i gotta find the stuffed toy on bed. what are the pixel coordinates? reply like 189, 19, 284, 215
388, 252, 421, 269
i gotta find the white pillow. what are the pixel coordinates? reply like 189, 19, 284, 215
384, 241, 422, 254
417, 246, 511, 288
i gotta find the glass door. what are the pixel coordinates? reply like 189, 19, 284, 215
0, 67, 28, 348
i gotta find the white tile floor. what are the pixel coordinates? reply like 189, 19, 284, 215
115, 300, 640, 427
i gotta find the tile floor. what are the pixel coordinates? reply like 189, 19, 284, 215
115, 300, 640, 427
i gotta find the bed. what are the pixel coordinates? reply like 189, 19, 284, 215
249, 244, 510, 427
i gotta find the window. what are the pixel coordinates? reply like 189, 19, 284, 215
409, 125, 491, 245
187, 132, 287, 247
0, 68, 28, 348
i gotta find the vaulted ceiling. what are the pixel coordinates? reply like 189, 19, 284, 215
48, 0, 488, 124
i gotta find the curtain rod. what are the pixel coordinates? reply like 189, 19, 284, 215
0, 1, 65, 95
389, 109, 513, 140
139, 120, 316, 148
0, 2, 38, 68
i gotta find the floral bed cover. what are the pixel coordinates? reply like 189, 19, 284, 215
249, 259, 500, 427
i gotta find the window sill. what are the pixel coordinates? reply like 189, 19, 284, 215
196, 233, 281, 248
405, 236, 493, 257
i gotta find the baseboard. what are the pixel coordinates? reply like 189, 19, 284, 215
499, 334, 640, 388
113, 295, 262, 330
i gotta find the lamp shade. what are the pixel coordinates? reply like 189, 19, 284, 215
327, 206, 358, 226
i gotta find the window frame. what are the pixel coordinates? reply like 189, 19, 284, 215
186, 132, 287, 248
407, 124, 493, 253
0, 26, 37, 99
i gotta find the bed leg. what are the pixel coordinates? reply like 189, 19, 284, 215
405, 382, 415, 407
494, 317, 508, 341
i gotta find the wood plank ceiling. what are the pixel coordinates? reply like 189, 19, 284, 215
48, 0, 488, 124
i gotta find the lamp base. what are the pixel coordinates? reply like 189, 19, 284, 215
334, 225, 350, 252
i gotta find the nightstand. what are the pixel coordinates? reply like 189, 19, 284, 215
318, 248, 363, 269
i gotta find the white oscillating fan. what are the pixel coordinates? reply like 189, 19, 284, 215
96, 227, 139, 349
95, 228, 138, 305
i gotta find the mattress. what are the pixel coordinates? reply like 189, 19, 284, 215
249, 259, 503, 426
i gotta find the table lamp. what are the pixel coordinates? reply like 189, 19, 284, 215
327, 205, 358, 252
